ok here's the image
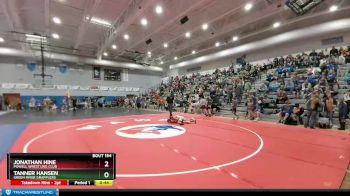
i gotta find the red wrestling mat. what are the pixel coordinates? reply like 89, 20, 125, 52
1, 113, 349, 189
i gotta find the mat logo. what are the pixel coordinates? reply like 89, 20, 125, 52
116, 124, 186, 139
5, 189, 11, 196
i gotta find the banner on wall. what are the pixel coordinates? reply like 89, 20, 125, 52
29, 85, 40, 90
99, 86, 110, 91
56, 85, 69, 90
115, 87, 125, 92
132, 88, 140, 92
70, 86, 80, 90
93, 67, 101, 80
41, 85, 55, 90
90, 86, 99, 91
79, 86, 90, 91
15, 83, 30, 89
1, 83, 16, 89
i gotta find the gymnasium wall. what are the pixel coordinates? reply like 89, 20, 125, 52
0, 63, 162, 97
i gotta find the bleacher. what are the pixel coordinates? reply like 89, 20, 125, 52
148, 46, 350, 130
217, 63, 350, 128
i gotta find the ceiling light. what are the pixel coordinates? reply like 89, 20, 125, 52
163, 43, 168, 48
192, 50, 196, 54
147, 51, 151, 55
329, 5, 338, 12
215, 42, 220, 47
185, 32, 191, 38
0, 37, 4, 42
112, 45, 117, 49
124, 34, 129, 40
273, 22, 281, 28
174, 56, 178, 60
233, 36, 238, 41
52, 33, 60, 39
103, 52, 108, 56
160, 61, 164, 65
244, 3, 253, 11
89, 17, 112, 28
52, 17, 61, 24
202, 23, 208, 31
25, 34, 47, 42
85, 16, 90, 20
141, 18, 148, 26
155, 5, 163, 14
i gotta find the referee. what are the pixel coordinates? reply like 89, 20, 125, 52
166, 92, 174, 118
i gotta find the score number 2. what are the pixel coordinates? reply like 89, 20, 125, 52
103, 160, 111, 179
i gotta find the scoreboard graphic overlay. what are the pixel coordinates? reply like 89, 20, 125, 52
7, 153, 116, 187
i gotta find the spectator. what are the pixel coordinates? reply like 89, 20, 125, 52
211, 95, 221, 113
276, 90, 288, 104
338, 98, 348, 130
199, 97, 208, 116
327, 70, 337, 84
136, 96, 141, 110
304, 93, 321, 129
330, 46, 339, 57
269, 81, 280, 92
345, 47, 350, 64
325, 92, 335, 128
232, 97, 238, 120
258, 82, 269, 95
309, 49, 319, 66
256, 97, 264, 121
344, 69, 350, 85
166, 92, 175, 117
292, 104, 304, 125
234, 85, 243, 104
301, 80, 310, 98
29, 97, 36, 110
246, 98, 256, 120
284, 79, 294, 94
344, 90, 350, 118
278, 100, 293, 124
244, 80, 252, 93
72, 97, 77, 111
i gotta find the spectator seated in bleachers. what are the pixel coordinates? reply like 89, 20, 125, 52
327, 70, 337, 84
266, 72, 276, 82
344, 69, 350, 85
327, 62, 338, 73
276, 90, 288, 104
284, 79, 295, 94
278, 100, 293, 124
269, 81, 280, 92
276, 66, 284, 78
258, 82, 269, 94
307, 73, 319, 87
244, 80, 252, 93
